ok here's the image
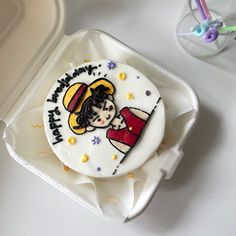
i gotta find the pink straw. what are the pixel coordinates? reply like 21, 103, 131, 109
194, 0, 207, 21
200, 0, 211, 20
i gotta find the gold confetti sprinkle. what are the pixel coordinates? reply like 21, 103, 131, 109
68, 137, 76, 145
118, 72, 126, 81
112, 154, 118, 160
81, 154, 89, 163
83, 59, 91, 63
126, 92, 134, 100
63, 164, 70, 172
128, 172, 135, 179
128, 127, 133, 131
105, 195, 119, 205
31, 124, 44, 128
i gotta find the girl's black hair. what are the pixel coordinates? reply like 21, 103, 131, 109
73, 84, 110, 129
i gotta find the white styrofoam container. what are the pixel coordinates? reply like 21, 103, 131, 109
0, 0, 199, 221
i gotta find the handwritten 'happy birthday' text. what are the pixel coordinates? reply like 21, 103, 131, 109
47, 64, 98, 104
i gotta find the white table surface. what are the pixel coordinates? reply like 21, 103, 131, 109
1, 0, 236, 235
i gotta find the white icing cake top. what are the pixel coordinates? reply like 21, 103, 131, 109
43, 60, 165, 178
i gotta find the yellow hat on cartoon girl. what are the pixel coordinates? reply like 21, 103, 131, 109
63, 78, 115, 135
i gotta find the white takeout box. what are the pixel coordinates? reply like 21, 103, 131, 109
0, 0, 199, 222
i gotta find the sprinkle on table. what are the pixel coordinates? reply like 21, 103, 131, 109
128, 172, 135, 179
31, 124, 44, 128
105, 195, 119, 205
83, 59, 91, 63
63, 164, 70, 172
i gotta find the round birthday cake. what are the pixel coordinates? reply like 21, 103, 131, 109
43, 60, 165, 178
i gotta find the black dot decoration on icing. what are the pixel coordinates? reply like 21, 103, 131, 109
146, 90, 151, 96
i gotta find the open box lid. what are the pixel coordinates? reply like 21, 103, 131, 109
0, 0, 65, 121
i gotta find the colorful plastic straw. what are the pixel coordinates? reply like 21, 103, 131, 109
218, 26, 236, 33
178, 0, 236, 43
200, 0, 211, 20
195, 0, 207, 21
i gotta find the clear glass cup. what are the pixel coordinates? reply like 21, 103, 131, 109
176, 0, 236, 58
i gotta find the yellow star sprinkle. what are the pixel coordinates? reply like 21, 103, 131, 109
81, 154, 89, 163
68, 137, 76, 145
112, 154, 118, 160
126, 92, 134, 100
128, 172, 135, 179
118, 72, 126, 81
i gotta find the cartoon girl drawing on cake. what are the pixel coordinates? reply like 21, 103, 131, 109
63, 78, 160, 172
